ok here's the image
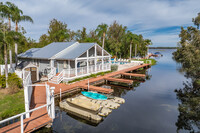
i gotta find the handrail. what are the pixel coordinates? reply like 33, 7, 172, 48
49, 70, 64, 84
0, 103, 51, 124
48, 67, 56, 80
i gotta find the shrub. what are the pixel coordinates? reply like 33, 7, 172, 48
7, 73, 23, 89
0, 74, 6, 88
111, 64, 118, 71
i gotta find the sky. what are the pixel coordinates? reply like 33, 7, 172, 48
2, 0, 200, 47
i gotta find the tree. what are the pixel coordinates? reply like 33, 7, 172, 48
173, 13, 200, 131
48, 19, 69, 42
107, 21, 127, 56
0, 23, 20, 88
11, 3, 33, 66
96, 23, 108, 48
192, 12, 200, 29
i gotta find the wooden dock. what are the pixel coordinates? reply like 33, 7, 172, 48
0, 63, 151, 132
104, 77, 133, 85
121, 73, 146, 78
81, 85, 113, 94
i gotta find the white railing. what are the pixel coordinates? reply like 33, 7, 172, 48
77, 66, 87, 76
0, 86, 55, 133
49, 70, 64, 84
63, 63, 110, 80
47, 67, 56, 81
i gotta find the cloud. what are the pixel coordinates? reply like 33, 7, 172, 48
1, 0, 200, 46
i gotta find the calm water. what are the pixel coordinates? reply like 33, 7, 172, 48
40, 49, 192, 133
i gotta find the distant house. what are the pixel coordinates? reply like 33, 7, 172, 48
16, 42, 111, 84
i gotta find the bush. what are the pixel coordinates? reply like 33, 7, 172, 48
0, 74, 6, 88
111, 65, 118, 71
7, 73, 23, 89
0, 73, 22, 91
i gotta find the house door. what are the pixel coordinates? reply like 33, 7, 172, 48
25, 67, 37, 83
31, 67, 37, 82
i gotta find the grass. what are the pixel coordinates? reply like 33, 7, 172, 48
68, 71, 112, 83
132, 59, 157, 66
0, 89, 25, 120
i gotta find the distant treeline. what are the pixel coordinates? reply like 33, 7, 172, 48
149, 47, 177, 49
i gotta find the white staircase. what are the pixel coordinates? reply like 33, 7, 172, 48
48, 70, 64, 84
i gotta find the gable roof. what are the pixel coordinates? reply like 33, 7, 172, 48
18, 42, 76, 59
54, 43, 95, 60
18, 42, 109, 60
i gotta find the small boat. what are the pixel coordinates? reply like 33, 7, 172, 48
81, 91, 107, 100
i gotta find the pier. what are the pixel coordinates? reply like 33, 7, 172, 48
104, 77, 133, 85
0, 63, 150, 133
120, 73, 146, 78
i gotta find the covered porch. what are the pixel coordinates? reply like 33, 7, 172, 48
48, 44, 111, 84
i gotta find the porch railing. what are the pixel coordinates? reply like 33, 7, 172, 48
47, 67, 56, 81
64, 63, 110, 79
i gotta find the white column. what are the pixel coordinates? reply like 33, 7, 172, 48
75, 59, 77, 76
46, 84, 51, 116
87, 50, 89, 73
68, 60, 70, 78
24, 86, 30, 118
50, 87, 55, 119
50, 59, 54, 68
109, 56, 111, 71
102, 49, 104, 70
94, 45, 97, 72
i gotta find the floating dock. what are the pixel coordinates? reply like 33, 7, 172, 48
0, 63, 150, 132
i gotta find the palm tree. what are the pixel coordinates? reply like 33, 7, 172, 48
0, 2, 13, 30
10, 3, 33, 66
0, 2, 15, 71
95, 23, 108, 49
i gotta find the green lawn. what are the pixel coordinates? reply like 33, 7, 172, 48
132, 59, 157, 65
0, 89, 25, 120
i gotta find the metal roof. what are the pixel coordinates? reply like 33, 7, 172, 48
54, 43, 95, 60
18, 42, 76, 59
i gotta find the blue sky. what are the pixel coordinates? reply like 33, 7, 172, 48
2, 0, 200, 47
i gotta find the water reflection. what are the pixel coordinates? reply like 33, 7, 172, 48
175, 81, 200, 132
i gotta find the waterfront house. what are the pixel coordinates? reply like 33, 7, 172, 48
16, 42, 111, 84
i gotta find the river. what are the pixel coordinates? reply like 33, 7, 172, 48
37, 49, 192, 133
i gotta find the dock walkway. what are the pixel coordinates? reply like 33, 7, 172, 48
0, 64, 150, 133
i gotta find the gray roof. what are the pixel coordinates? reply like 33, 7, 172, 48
18, 42, 97, 60
54, 43, 95, 60
18, 42, 76, 59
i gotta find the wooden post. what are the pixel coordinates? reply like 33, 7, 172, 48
60, 88, 61, 102
88, 80, 89, 91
